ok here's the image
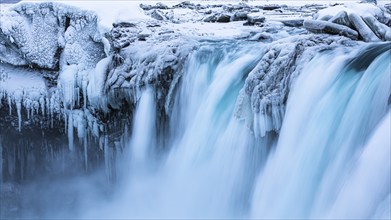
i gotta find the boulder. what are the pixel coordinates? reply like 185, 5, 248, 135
155, 2, 169, 9
329, 11, 352, 28
247, 13, 266, 25
363, 15, 391, 41
304, 19, 359, 40
263, 4, 281, 10
204, 14, 217, 22
174, 1, 194, 9
216, 14, 231, 23
150, 10, 166, 21
348, 13, 381, 42
232, 11, 248, 21
281, 19, 304, 27
139, 4, 152, 10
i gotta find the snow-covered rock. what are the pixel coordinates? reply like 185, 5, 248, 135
246, 13, 266, 25
329, 11, 352, 27
304, 20, 359, 40
232, 11, 248, 21
307, 2, 391, 42
363, 15, 391, 40
349, 12, 382, 42
0, 2, 105, 70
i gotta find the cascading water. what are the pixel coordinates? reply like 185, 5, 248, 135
87, 42, 267, 219
251, 43, 391, 219
82, 42, 390, 219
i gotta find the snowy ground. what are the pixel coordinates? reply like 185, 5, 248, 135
2, 0, 389, 35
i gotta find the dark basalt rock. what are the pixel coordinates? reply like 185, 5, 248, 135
281, 19, 304, 27
263, 4, 281, 11
216, 14, 231, 23
113, 22, 136, 28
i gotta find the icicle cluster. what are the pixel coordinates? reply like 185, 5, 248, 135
0, 2, 108, 162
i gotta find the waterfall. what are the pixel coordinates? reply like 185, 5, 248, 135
251, 43, 390, 219
85, 42, 390, 219
82, 42, 266, 219
1, 39, 390, 219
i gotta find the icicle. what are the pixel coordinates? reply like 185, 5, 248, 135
68, 111, 74, 151
16, 101, 22, 132
60, 65, 78, 109
31, 104, 35, 119
82, 80, 87, 110
40, 97, 45, 116
46, 97, 50, 117
76, 87, 80, 107
7, 96, 12, 115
